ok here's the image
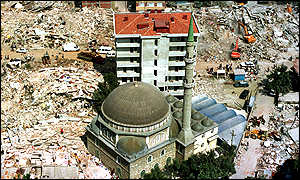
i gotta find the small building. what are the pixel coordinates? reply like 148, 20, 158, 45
216, 69, 226, 79
136, 1, 166, 12
176, 1, 193, 11
74, 1, 114, 9
233, 69, 245, 81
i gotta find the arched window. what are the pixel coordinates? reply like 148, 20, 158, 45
154, 163, 159, 169
147, 155, 153, 163
116, 167, 121, 177
160, 149, 166, 157
166, 157, 172, 166
140, 170, 146, 178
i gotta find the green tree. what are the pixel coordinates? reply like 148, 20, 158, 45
92, 72, 119, 113
273, 156, 299, 180
143, 141, 236, 179
288, 67, 299, 92
143, 164, 168, 179
264, 64, 292, 106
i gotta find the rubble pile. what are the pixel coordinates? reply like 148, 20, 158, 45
0, 64, 109, 178
195, 3, 299, 64
1, 1, 114, 51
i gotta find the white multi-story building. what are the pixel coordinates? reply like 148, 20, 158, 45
113, 11, 200, 97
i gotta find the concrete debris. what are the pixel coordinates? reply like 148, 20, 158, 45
1, 2, 116, 178
1, 1, 115, 51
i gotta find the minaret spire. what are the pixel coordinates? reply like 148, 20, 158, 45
177, 13, 195, 145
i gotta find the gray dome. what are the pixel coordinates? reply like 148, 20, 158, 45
172, 111, 182, 119
174, 101, 183, 108
192, 123, 204, 132
191, 112, 203, 120
102, 82, 169, 127
201, 118, 214, 127
117, 136, 147, 157
166, 95, 176, 103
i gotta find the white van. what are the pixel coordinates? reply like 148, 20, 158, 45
97, 46, 112, 54
63, 42, 80, 52
106, 50, 116, 57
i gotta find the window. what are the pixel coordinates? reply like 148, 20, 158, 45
154, 163, 159, 169
147, 2, 154, 7
155, 39, 158, 46
116, 156, 120, 163
202, 134, 205, 138
154, 80, 157, 86
140, 170, 146, 178
95, 150, 99, 157
130, 57, 134, 62
96, 139, 100, 146
211, 129, 214, 133
147, 155, 153, 163
157, 2, 163, 7
116, 167, 121, 177
139, 2, 144, 7
123, 67, 126, 73
122, 77, 126, 82
159, 87, 164, 91
154, 60, 157, 66
160, 149, 166, 157
154, 70, 157, 76
166, 157, 172, 166
201, 143, 204, 147
154, 50, 157, 56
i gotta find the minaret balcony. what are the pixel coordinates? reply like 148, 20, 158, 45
184, 57, 195, 64
183, 80, 195, 88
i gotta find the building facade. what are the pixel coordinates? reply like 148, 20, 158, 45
113, 12, 200, 97
85, 82, 218, 178
136, 1, 166, 12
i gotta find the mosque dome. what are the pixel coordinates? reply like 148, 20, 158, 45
117, 136, 148, 157
173, 101, 183, 108
101, 82, 169, 127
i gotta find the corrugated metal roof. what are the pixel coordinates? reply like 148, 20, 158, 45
192, 95, 247, 147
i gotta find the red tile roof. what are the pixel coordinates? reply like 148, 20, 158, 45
114, 12, 199, 36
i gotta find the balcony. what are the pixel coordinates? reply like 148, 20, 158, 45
169, 51, 186, 57
168, 61, 185, 66
168, 89, 184, 96
117, 61, 140, 67
117, 51, 140, 58
116, 42, 140, 48
117, 71, 140, 77
169, 42, 186, 46
168, 70, 185, 76
166, 80, 183, 86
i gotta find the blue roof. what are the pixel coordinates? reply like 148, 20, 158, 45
193, 98, 217, 111
192, 95, 247, 147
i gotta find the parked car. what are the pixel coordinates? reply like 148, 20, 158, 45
233, 81, 249, 87
239, 89, 250, 99
16, 48, 27, 53
267, 89, 275, 97
63, 42, 80, 52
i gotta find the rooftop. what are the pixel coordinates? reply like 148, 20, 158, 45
114, 12, 199, 36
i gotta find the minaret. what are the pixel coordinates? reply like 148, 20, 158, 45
177, 14, 195, 145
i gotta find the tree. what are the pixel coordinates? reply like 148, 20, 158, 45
92, 72, 119, 113
143, 141, 236, 179
288, 67, 299, 92
143, 164, 168, 179
273, 157, 299, 180
264, 64, 292, 106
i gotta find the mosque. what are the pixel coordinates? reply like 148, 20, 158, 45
85, 14, 219, 179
